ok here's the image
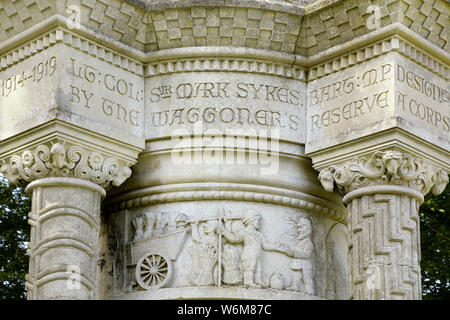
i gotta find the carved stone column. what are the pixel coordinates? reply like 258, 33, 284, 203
317, 149, 449, 300
0, 141, 133, 299
24, 178, 104, 300
0, 0, 144, 299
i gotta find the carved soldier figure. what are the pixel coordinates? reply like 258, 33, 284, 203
217, 212, 278, 288
279, 217, 315, 295
188, 220, 218, 286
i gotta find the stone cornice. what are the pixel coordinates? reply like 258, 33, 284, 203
0, 0, 447, 58
0, 27, 145, 76
308, 34, 449, 81
317, 149, 449, 197
1, 25, 447, 84
145, 54, 306, 80
133, 0, 309, 13
0, 140, 132, 189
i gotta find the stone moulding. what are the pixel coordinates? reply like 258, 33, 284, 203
0, 141, 132, 189
104, 182, 347, 223
0, 27, 306, 81
0, 27, 145, 76
109, 285, 325, 300
318, 149, 449, 197
1, 22, 448, 82
308, 35, 449, 81
132, 0, 309, 13
342, 184, 424, 205
145, 56, 306, 80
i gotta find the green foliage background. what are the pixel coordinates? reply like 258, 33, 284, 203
420, 179, 450, 300
0, 174, 448, 299
0, 176, 30, 299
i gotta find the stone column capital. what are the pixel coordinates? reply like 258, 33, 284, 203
0, 139, 132, 190
317, 149, 449, 199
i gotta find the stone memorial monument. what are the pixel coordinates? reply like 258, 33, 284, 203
0, 0, 448, 300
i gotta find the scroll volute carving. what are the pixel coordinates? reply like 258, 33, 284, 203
318, 149, 449, 196
0, 141, 132, 189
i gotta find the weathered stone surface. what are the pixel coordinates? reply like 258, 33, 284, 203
0, 0, 448, 301
306, 52, 449, 155
0, 42, 145, 150
25, 177, 105, 300
145, 69, 306, 143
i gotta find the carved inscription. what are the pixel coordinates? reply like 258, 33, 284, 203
310, 64, 392, 129
150, 106, 300, 131
396, 64, 449, 133
0, 56, 56, 98
69, 58, 143, 126
149, 81, 301, 106
148, 80, 302, 131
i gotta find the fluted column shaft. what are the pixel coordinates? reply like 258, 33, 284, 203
25, 178, 105, 300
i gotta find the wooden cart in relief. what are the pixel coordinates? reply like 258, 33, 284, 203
126, 227, 189, 289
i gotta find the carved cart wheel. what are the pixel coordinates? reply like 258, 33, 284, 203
135, 253, 173, 289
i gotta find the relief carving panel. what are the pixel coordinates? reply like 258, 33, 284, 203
101, 202, 336, 299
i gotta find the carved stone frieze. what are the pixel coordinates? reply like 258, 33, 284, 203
0, 141, 132, 189
318, 149, 449, 196
124, 208, 317, 296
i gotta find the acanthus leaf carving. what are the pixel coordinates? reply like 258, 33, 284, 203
0, 141, 132, 189
318, 149, 449, 196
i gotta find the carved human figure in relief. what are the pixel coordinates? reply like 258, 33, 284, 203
217, 212, 278, 288
278, 217, 315, 295
188, 220, 218, 286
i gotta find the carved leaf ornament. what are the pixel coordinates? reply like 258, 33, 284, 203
0, 142, 131, 189
318, 150, 449, 196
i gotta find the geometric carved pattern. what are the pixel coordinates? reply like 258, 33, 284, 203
77, 0, 150, 50
347, 193, 421, 300
0, 0, 447, 57
0, 0, 54, 43
308, 36, 448, 81
400, 0, 449, 52
147, 7, 302, 52
297, 0, 397, 55
319, 149, 449, 300
297, 0, 448, 56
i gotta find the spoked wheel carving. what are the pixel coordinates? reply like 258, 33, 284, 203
135, 253, 173, 289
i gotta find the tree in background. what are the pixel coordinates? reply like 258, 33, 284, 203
0, 174, 448, 299
420, 178, 450, 300
0, 175, 30, 299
